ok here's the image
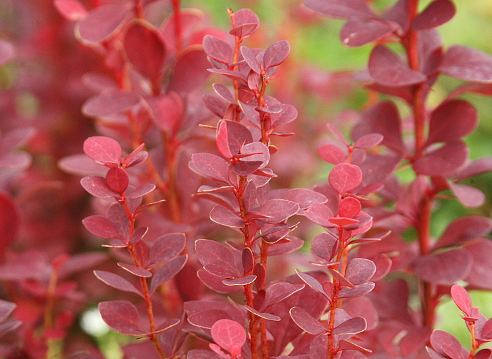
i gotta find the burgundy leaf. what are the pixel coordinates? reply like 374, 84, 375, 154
282, 188, 327, 209
345, 258, 376, 285
210, 206, 244, 228
400, 327, 433, 357
354, 133, 384, 149
83, 136, 121, 166
318, 144, 346, 165
211, 319, 247, 351
82, 90, 140, 118
213, 84, 236, 105
147, 233, 186, 266
77, 3, 129, 44
341, 17, 397, 47
244, 305, 281, 321
456, 158, 492, 182
168, 47, 210, 93
368, 45, 426, 87
448, 182, 485, 208
263, 40, 290, 70
304, 0, 375, 19
187, 350, 223, 359
107, 203, 130, 240
197, 270, 243, 294
257, 199, 299, 224
216, 120, 253, 159
295, 269, 331, 299
105, 167, 129, 195
332, 316, 366, 335
329, 268, 355, 289
54, 0, 87, 21
124, 21, 166, 83
305, 204, 335, 228
189, 153, 231, 183
195, 239, 241, 278
430, 330, 465, 359
117, 262, 152, 278
289, 307, 325, 335
126, 184, 156, 199
146, 92, 183, 133
411, 0, 455, 30
261, 282, 304, 310
464, 239, 492, 290
482, 320, 492, 340
222, 275, 256, 286
338, 197, 361, 218
150, 255, 187, 294
242, 248, 254, 274
271, 103, 298, 127
241, 46, 262, 74
267, 236, 304, 256
327, 123, 348, 145
311, 233, 338, 263
339, 282, 375, 298
427, 100, 477, 145
98, 300, 144, 335
94, 270, 143, 297
329, 163, 363, 195
0, 300, 15, 324
229, 8, 260, 38
413, 248, 472, 285
450, 285, 472, 315
440, 45, 492, 83
81, 176, 115, 198
474, 350, 492, 359
82, 215, 120, 239
344, 296, 378, 331
413, 141, 468, 177
203, 35, 233, 65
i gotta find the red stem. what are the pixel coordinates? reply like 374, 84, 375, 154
171, 0, 182, 53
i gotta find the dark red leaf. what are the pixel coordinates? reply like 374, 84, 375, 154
242, 248, 254, 274
341, 17, 397, 47
210, 319, 246, 351
318, 144, 346, 165
304, 203, 335, 227
455, 158, 492, 182
339, 282, 375, 298
474, 350, 492, 359
98, 300, 144, 335
77, 3, 129, 44
222, 275, 256, 286
126, 184, 156, 199
338, 197, 361, 218
59, 252, 107, 279
332, 316, 366, 335
82, 90, 140, 118
244, 305, 281, 321
83, 136, 122, 166
482, 320, 492, 340
210, 206, 244, 228
257, 199, 299, 224
216, 120, 253, 159
189, 153, 231, 183
229, 9, 259, 38
150, 255, 187, 294
345, 258, 376, 285
413, 141, 468, 177
203, 35, 233, 65
311, 233, 338, 263
0, 300, 16, 324
261, 282, 304, 310
440, 45, 492, 83
411, 0, 455, 30
400, 327, 433, 357
82, 215, 120, 239
430, 330, 465, 359
145, 92, 183, 133
195, 239, 241, 278
448, 182, 485, 208
289, 307, 325, 335
450, 285, 472, 315
94, 270, 143, 297
368, 45, 426, 87
241, 46, 262, 74
187, 350, 223, 359
105, 167, 129, 195
295, 269, 331, 300
81, 176, 115, 198
329, 163, 363, 195
147, 233, 186, 266
168, 47, 210, 93
354, 133, 384, 149
54, 0, 87, 21
267, 236, 304, 256
282, 188, 327, 209
464, 239, 492, 290
263, 40, 290, 70
304, 0, 375, 19
413, 248, 472, 285
197, 270, 243, 294
427, 100, 477, 145
213, 84, 236, 105
124, 21, 166, 83
117, 262, 152, 278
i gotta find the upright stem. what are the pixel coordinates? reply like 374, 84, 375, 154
171, 0, 182, 54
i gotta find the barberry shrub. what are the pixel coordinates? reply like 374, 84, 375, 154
0, 0, 491, 358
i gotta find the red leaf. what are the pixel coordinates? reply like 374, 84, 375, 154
345, 258, 376, 285
411, 0, 455, 30
189, 153, 231, 183
448, 182, 485, 208
77, 3, 129, 44
282, 188, 327, 209
318, 144, 346, 164
261, 282, 304, 310
354, 133, 384, 149
195, 239, 241, 278
427, 100, 477, 145
82, 90, 140, 118
339, 282, 375, 299
98, 300, 144, 335
400, 327, 433, 357
0, 193, 19, 256
210, 319, 246, 351
289, 307, 325, 335
210, 206, 244, 228
440, 45, 492, 83
341, 17, 397, 47
241, 46, 262, 74
83, 136, 122, 166
430, 330, 465, 359
54, 0, 87, 21
94, 270, 143, 297
0, 300, 16, 323
332, 316, 366, 335
222, 275, 256, 286
213, 84, 236, 105
197, 270, 243, 294
229, 9, 259, 38
304, 203, 335, 227
413, 141, 468, 177
338, 197, 361, 218
105, 167, 129, 195
167, 46, 210, 93
117, 262, 151, 278
82, 215, 120, 239
464, 239, 492, 290
203, 35, 233, 65
257, 199, 299, 224
413, 248, 472, 285
456, 158, 492, 182
450, 285, 472, 315
145, 92, 183, 133
305, 0, 375, 19
329, 163, 363, 195
124, 21, 166, 84
147, 233, 186, 266
216, 120, 253, 159
0, 40, 15, 65
263, 40, 290, 70
295, 269, 331, 300
368, 45, 426, 87
311, 233, 338, 263
150, 255, 187, 294
126, 184, 156, 199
